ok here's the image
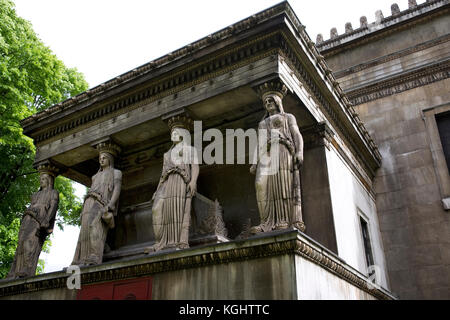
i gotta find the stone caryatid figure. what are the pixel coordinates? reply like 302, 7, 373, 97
250, 81, 306, 234
72, 141, 122, 266
7, 163, 59, 279
149, 115, 199, 252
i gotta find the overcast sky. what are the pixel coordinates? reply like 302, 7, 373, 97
11, 0, 420, 273
13, 0, 418, 89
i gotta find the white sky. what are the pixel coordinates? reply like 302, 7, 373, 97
10, 0, 420, 273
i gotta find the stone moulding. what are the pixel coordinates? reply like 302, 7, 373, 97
22, 44, 380, 197
317, 0, 450, 54
18, 1, 381, 182
21, 1, 354, 150
301, 122, 335, 150
29, 32, 281, 145
26, 27, 381, 181
279, 33, 381, 178
348, 58, 450, 105
0, 230, 394, 300
19, 2, 293, 129
333, 34, 450, 79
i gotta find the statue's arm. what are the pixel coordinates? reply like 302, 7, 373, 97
250, 121, 266, 174
43, 191, 59, 233
188, 147, 199, 196
151, 176, 163, 201
25, 193, 38, 215
108, 170, 122, 211
152, 154, 167, 200
189, 163, 199, 196
288, 114, 304, 166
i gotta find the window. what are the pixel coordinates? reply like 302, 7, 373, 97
423, 104, 450, 210
436, 111, 450, 174
359, 216, 375, 277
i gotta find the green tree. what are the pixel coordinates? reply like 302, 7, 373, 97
0, 0, 88, 277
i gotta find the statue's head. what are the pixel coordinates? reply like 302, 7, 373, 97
99, 152, 114, 169
170, 127, 190, 145
39, 173, 54, 189
167, 114, 192, 146
263, 93, 284, 114
95, 141, 120, 168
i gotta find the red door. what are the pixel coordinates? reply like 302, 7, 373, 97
77, 276, 152, 300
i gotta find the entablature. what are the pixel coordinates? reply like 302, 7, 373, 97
23, 1, 381, 189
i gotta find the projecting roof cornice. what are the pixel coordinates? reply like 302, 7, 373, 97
20, 1, 381, 171
21, 1, 295, 129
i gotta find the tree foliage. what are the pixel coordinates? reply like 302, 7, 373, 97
0, 0, 89, 277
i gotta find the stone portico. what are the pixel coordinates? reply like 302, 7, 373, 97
1, 2, 393, 300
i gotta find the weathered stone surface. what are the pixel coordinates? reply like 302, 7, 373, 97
345, 22, 353, 34
72, 144, 123, 266
391, 4, 401, 15
11, 2, 395, 300
378, 208, 410, 231
383, 228, 414, 248
407, 203, 446, 225
376, 190, 407, 211
415, 266, 447, 287
420, 286, 450, 300
0, 230, 394, 300
408, 0, 417, 9
149, 115, 199, 252
7, 170, 59, 279
250, 81, 305, 234
375, 10, 384, 24
411, 244, 443, 266
316, 34, 323, 44
301, 143, 338, 253
319, 3, 450, 299
374, 173, 403, 194
413, 221, 450, 245
360, 16, 368, 28
330, 28, 338, 39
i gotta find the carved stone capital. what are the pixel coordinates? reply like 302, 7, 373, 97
254, 79, 288, 101
301, 122, 335, 150
92, 138, 121, 158
162, 108, 194, 131
34, 160, 61, 177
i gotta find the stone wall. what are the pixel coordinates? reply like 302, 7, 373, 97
355, 79, 450, 299
11, 1, 395, 300
0, 230, 394, 300
317, 1, 450, 299
325, 144, 389, 290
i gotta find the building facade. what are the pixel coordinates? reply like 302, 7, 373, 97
0, 1, 448, 300
316, 0, 450, 299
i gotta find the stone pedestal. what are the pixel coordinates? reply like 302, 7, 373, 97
107, 192, 229, 261
0, 229, 395, 300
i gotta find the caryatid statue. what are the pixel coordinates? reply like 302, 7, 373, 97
149, 115, 199, 252
7, 162, 59, 279
72, 141, 122, 266
249, 81, 306, 233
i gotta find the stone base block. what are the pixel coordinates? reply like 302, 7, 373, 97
0, 230, 395, 300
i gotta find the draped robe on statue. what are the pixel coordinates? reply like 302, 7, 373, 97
254, 112, 303, 232
152, 145, 196, 251
72, 166, 118, 265
8, 188, 58, 278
